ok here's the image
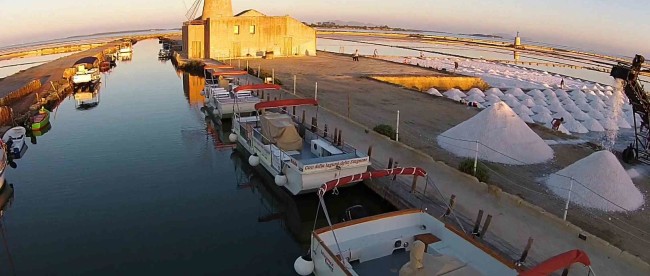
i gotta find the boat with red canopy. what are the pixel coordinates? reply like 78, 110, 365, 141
231, 98, 370, 195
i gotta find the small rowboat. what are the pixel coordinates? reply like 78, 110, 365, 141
31, 108, 50, 131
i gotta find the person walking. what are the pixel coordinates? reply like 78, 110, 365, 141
560, 78, 565, 89
353, 49, 360, 61
373, 49, 378, 57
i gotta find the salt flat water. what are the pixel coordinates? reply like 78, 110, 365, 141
0, 39, 392, 275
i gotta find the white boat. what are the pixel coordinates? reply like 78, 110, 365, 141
119, 41, 132, 53
2, 127, 27, 159
206, 84, 282, 119
295, 167, 596, 276
71, 57, 101, 89
232, 99, 370, 195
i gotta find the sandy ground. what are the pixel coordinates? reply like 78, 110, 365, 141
233, 51, 650, 261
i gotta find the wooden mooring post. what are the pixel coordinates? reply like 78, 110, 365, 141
387, 157, 394, 169
518, 237, 534, 264
410, 174, 418, 193
367, 146, 373, 157
480, 214, 492, 239
442, 195, 456, 218
472, 210, 484, 236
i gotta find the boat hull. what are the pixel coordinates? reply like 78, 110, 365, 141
31, 110, 50, 131
233, 117, 370, 195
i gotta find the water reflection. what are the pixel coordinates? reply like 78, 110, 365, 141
74, 85, 101, 110
182, 73, 205, 105
0, 183, 15, 275
117, 52, 132, 62
229, 150, 396, 245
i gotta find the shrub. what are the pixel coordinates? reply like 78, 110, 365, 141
458, 159, 490, 182
373, 124, 395, 140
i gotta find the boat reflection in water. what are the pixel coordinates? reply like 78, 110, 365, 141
118, 52, 133, 62
74, 86, 101, 110
229, 150, 395, 245
0, 181, 15, 275
27, 122, 52, 146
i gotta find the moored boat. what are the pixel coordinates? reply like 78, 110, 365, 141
31, 108, 50, 131
2, 127, 27, 159
119, 41, 132, 53
71, 57, 101, 90
295, 168, 596, 276
232, 99, 370, 195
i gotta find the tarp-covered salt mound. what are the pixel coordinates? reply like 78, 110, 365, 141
546, 151, 644, 211
437, 102, 554, 165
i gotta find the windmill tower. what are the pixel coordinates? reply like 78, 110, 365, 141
202, 0, 233, 19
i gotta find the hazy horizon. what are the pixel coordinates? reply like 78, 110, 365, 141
1, 0, 648, 57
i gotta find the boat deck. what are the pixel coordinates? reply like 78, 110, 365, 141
351, 250, 409, 276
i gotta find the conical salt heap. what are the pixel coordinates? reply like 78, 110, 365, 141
546, 151, 644, 211
437, 102, 554, 165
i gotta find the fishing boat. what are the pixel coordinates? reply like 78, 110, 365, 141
295, 168, 596, 276
71, 57, 101, 91
2, 127, 27, 159
31, 108, 50, 131
231, 99, 370, 195
119, 41, 132, 53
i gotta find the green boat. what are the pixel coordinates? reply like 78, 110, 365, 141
31, 107, 50, 131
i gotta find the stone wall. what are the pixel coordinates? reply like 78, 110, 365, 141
206, 16, 316, 58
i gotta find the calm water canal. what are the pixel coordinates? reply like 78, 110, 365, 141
0, 40, 393, 275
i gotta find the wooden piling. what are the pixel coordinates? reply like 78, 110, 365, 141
311, 117, 318, 132
301, 110, 306, 124
410, 175, 418, 193
392, 162, 399, 180
367, 146, 373, 157
443, 195, 457, 217
333, 128, 338, 144
518, 237, 534, 263
292, 106, 296, 115
472, 210, 484, 236
337, 130, 343, 146
324, 124, 328, 138
480, 214, 492, 239
387, 157, 394, 169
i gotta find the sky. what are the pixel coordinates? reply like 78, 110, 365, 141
0, 0, 648, 57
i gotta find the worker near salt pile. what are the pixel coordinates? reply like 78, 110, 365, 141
353, 49, 360, 61
373, 49, 378, 57
551, 117, 564, 131
560, 78, 565, 89
454, 61, 459, 71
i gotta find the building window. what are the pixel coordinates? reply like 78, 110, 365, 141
249, 25, 256, 34
234, 25, 240, 34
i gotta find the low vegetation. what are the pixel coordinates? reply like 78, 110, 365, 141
177, 60, 205, 75
458, 159, 489, 182
373, 124, 396, 140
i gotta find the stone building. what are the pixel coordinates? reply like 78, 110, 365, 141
182, 0, 316, 59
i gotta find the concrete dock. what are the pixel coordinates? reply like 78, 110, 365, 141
217, 52, 649, 274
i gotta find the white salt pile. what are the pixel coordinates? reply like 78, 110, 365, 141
437, 102, 554, 165
485, 88, 504, 97
447, 94, 463, 101
583, 118, 605, 132
467, 88, 485, 97
521, 98, 536, 108
533, 112, 553, 123
599, 117, 619, 131
515, 105, 533, 116
466, 94, 485, 103
531, 105, 551, 114
444, 89, 466, 98
518, 113, 535, 123
506, 88, 525, 97
427, 88, 443, 97
546, 151, 644, 211
563, 119, 588, 133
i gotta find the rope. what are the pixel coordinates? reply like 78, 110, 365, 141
318, 194, 344, 259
